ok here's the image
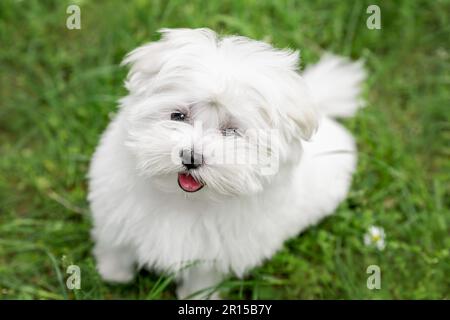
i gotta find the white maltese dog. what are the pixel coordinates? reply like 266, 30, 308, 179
88, 28, 365, 299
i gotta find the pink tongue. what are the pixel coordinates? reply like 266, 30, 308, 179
178, 173, 203, 192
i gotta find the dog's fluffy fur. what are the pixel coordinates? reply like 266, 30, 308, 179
88, 28, 366, 298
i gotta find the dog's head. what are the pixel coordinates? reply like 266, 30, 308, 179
121, 28, 317, 197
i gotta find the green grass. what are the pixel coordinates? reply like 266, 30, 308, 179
0, 0, 449, 299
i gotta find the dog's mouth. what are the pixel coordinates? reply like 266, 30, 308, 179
178, 172, 204, 192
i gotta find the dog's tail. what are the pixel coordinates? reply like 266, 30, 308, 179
303, 54, 366, 118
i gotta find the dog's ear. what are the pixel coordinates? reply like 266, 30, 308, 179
282, 80, 318, 141
121, 31, 171, 94
250, 48, 318, 142
275, 61, 319, 142
121, 28, 218, 95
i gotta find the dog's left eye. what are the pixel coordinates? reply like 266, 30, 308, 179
170, 112, 186, 121
222, 128, 240, 136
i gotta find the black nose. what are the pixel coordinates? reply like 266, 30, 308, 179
180, 148, 202, 170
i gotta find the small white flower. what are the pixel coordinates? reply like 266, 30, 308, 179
364, 225, 386, 250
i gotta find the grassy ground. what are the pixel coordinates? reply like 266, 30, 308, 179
0, 0, 449, 299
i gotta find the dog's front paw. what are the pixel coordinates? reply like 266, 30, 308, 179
96, 256, 135, 283
176, 285, 222, 300
209, 292, 222, 300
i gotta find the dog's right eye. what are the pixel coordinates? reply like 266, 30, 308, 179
170, 112, 186, 121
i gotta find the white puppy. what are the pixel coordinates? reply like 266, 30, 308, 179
88, 28, 365, 299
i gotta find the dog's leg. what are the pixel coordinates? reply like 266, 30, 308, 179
94, 242, 136, 283
176, 265, 223, 299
